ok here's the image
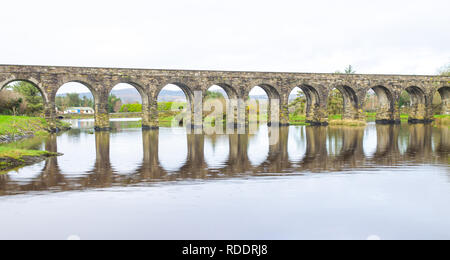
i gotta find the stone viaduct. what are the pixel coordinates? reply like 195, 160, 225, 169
0, 65, 449, 130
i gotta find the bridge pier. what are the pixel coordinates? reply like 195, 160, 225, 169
342, 105, 365, 121
375, 105, 400, 124
306, 104, 329, 126
44, 103, 58, 132
408, 103, 433, 124
267, 99, 290, 127
279, 100, 290, 126
142, 99, 159, 130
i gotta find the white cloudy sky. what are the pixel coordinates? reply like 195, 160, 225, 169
1, 0, 449, 94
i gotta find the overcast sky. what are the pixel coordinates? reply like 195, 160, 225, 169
1, 0, 449, 94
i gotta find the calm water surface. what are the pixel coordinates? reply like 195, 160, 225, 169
0, 119, 449, 239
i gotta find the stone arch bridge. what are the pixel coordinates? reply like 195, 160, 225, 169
0, 65, 449, 130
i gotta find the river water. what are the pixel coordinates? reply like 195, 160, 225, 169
0, 119, 449, 239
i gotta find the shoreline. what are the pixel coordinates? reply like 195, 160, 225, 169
0, 116, 70, 172
0, 152, 63, 173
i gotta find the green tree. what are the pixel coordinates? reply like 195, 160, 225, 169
398, 91, 411, 108
10, 82, 44, 116
82, 96, 94, 108
327, 89, 344, 115
66, 93, 82, 107
205, 91, 224, 100
345, 65, 356, 74
289, 91, 306, 115
0, 91, 23, 115
120, 103, 142, 112
108, 94, 122, 113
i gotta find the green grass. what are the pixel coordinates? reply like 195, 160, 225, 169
433, 115, 450, 126
0, 115, 67, 171
0, 115, 48, 136
0, 115, 69, 136
329, 114, 343, 120
0, 147, 56, 160
329, 119, 367, 127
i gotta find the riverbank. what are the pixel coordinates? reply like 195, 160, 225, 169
0, 115, 71, 143
0, 115, 68, 172
0, 147, 60, 172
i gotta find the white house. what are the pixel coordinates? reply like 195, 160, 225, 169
64, 107, 95, 114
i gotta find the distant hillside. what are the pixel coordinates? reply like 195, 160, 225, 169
57, 88, 188, 103
57, 88, 299, 103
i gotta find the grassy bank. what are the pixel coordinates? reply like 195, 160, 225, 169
0, 146, 59, 172
0, 115, 67, 172
0, 115, 70, 138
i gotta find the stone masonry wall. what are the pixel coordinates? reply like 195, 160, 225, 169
0, 65, 449, 129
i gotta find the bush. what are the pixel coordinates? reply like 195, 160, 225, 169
119, 103, 142, 112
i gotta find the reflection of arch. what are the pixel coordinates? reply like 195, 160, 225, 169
0, 77, 49, 104
405, 124, 433, 160
258, 126, 291, 172
204, 134, 230, 169
334, 127, 365, 165
432, 127, 450, 162
300, 126, 328, 171
371, 125, 400, 164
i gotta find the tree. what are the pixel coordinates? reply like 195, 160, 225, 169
108, 94, 122, 113
66, 93, 82, 107
10, 82, 44, 116
327, 89, 344, 115
289, 91, 306, 115
205, 91, 224, 100
398, 91, 411, 108
344, 65, 356, 74
82, 96, 94, 108
120, 103, 142, 112
0, 91, 23, 115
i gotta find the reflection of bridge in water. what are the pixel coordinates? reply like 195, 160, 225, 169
0, 125, 448, 196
